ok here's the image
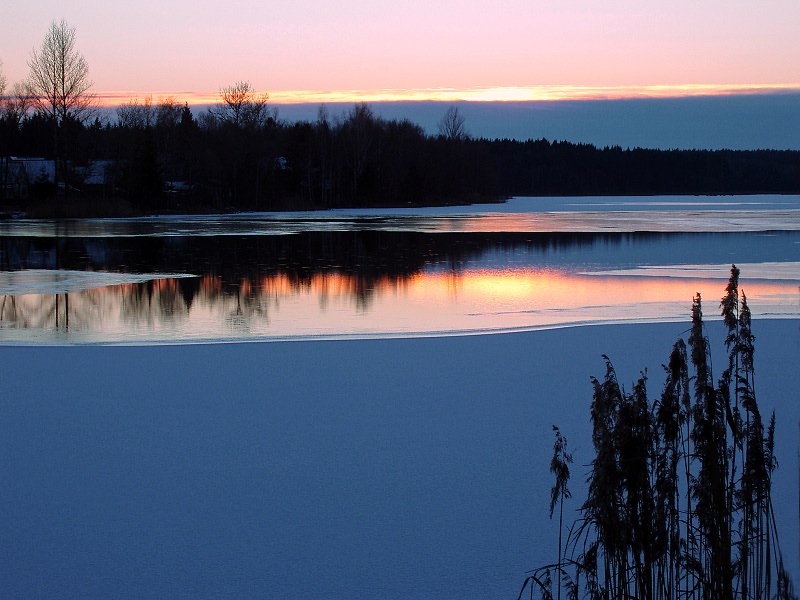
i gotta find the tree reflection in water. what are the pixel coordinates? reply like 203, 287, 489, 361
2, 230, 800, 342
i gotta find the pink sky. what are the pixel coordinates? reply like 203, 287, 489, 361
2, 0, 799, 103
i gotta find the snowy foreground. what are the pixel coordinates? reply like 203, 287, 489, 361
2, 322, 800, 599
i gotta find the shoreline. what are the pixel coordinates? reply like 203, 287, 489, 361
5, 191, 800, 221
1, 313, 799, 348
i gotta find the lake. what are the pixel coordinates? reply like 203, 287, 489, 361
2, 196, 800, 599
2, 195, 800, 344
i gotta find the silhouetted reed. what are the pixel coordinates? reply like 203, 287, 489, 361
519, 265, 797, 600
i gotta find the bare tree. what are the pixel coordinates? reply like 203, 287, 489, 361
155, 96, 182, 129
208, 81, 269, 128
0, 59, 6, 97
343, 102, 379, 196
28, 19, 95, 125
315, 104, 333, 205
437, 105, 468, 141
2, 81, 34, 125
28, 19, 95, 188
116, 96, 154, 129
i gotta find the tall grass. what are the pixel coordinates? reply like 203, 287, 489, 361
520, 266, 797, 600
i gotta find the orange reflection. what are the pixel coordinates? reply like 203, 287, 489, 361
1, 268, 797, 343
429, 212, 800, 235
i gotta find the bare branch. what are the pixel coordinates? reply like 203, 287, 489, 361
27, 19, 95, 125
437, 105, 468, 141
208, 81, 269, 128
2, 81, 35, 124
155, 96, 182, 128
0, 59, 6, 97
116, 96, 154, 129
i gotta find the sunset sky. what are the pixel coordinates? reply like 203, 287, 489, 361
2, 0, 800, 104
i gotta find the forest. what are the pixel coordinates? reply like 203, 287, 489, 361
3, 96, 800, 216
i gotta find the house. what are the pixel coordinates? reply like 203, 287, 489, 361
0, 157, 57, 200
0, 158, 122, 200
75, 160, 117, 197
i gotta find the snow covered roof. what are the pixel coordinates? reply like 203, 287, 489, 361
82, 160, 115, 186
9, 158, 56, 183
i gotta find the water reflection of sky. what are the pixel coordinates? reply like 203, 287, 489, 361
2, 197, 800, 344
2, 263, 799, 345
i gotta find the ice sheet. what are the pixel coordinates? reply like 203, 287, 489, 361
3, 195, 800, 237
0, 270, 197, 296
585, 261, 800, 280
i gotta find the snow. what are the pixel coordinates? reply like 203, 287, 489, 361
2, 321, 799, 599
0, 270, 197, 296
585, 261, 800, 280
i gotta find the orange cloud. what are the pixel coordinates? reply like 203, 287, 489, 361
93, 83, 800, 108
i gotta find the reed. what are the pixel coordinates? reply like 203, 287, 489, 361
519, 266, 797, 600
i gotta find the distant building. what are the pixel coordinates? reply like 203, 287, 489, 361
75, 160, 117, 197
79, 160, 115, 187
165, 180, 192, 194
0, 158, 123, 200
0, 157, 57, 200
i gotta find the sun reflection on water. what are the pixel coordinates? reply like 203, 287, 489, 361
2, 266, 798, 344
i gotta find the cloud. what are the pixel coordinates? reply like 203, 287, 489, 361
93, 83, 800, 107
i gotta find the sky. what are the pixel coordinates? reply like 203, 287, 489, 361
1, 1, 799, 148
2, 0, 800, 101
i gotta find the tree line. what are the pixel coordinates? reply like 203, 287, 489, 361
2, 21, 800, 215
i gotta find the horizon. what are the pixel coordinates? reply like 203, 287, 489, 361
274, 94, 800, 150
75, 94, 800, 151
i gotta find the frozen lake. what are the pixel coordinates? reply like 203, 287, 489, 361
2, 196, 800, 599
2, 323, 800, 599
2, 195, 800, 344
